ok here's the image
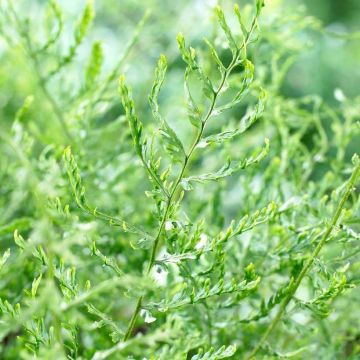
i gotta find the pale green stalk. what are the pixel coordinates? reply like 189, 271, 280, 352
123, 21, 258, 341
247, 160, 360, 359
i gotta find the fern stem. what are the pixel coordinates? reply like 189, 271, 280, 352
94, 10, 150, 105
247, 161, 360, 359
123, 296, 143, 341
146, 55, 237, 272
8, 3, 74, 142
36, 70, 74, 142
140, 155, 170, 198
122, 18, 259, 343
122, 56, 233, 342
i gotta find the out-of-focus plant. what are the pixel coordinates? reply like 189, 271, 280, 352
0, 0, 359, 359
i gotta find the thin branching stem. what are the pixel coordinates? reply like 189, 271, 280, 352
247, 161, 360, 359
140, 155, 170, 198
122, 30, 253, 340
7, 3, 74, 142
146, 14, 257, 281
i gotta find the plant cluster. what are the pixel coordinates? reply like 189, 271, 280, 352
0, 0, 359, 359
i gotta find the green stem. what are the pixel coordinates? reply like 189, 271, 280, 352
123, 20, 258, 343
247, 160, 360, 359
8, 4, 74, 142
122, 60, 230, 342
36, 70, 74, 142
140, 155, 170, 198
123, 296, 143, 341
146, 52, 239, 274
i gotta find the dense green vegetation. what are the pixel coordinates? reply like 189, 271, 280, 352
0, 0, 359, 359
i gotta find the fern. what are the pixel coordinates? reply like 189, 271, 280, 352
0, 0, 359, 359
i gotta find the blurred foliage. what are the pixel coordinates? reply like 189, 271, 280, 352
0, 0, 360, 359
